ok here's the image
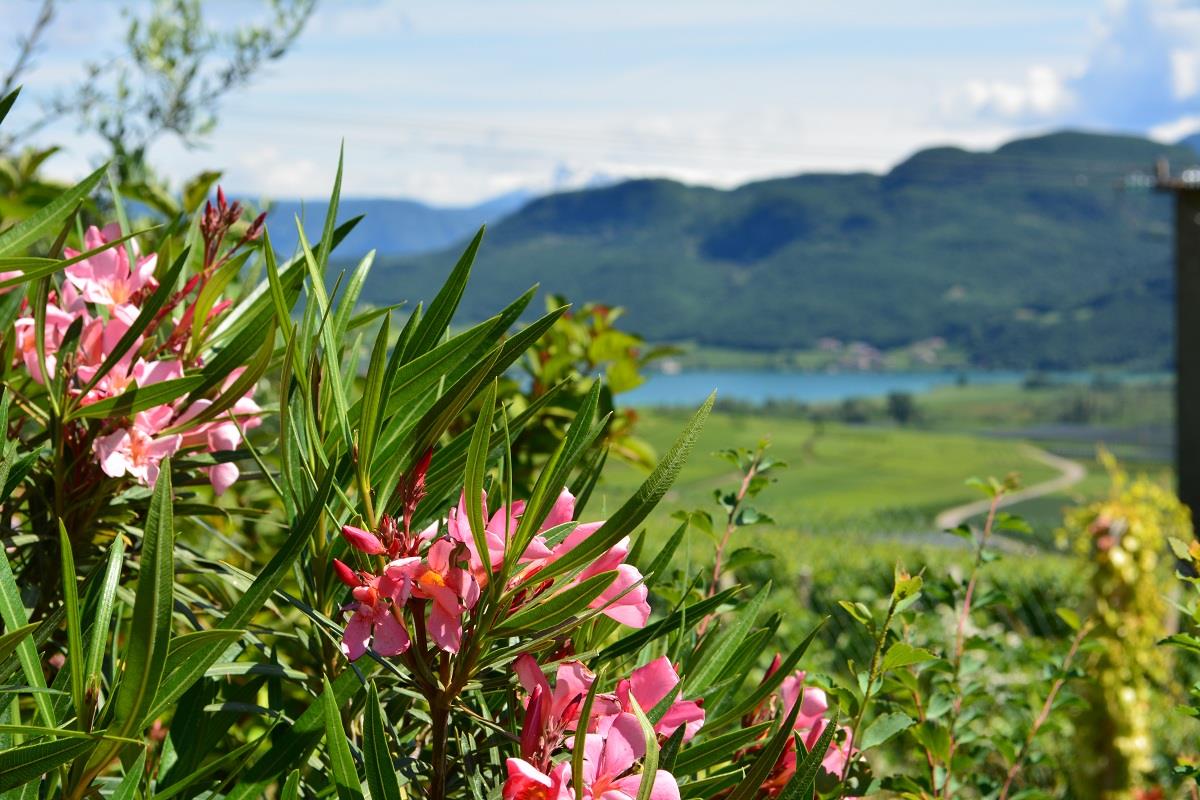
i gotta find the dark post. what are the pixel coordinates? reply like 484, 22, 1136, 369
1158, 160, 1200, 523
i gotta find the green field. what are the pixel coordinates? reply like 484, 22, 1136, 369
593, 409, 1060, 537
588, 408, 1088, 648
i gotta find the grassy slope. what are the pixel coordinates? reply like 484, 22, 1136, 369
593, 409, 1058, 537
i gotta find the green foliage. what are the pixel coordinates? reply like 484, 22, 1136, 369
1062, 452, 1190, 799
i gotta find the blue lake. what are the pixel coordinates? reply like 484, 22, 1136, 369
624, 370, 1037, 407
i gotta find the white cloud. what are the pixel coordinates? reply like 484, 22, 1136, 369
960, 66, 1073, 119
1149, 113, 1200, 141
954, 0, 1200, 132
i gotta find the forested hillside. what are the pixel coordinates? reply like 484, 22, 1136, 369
357, 131, 1200, 369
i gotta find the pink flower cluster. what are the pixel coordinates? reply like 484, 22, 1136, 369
336, 487, 651, 660
748, 659, 858, 796
503, 654, 704, 800
13, 223, 261, 493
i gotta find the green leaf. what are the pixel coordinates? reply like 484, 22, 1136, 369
910, 720, 951, 763
331, 250, 376, 346
464, 380, 498, 586
506, 382, 604, 575
838, 600, 874, 629
356, 313, 392, 475
110, 464, 175, 737
641, 522, 687, 587
316, 145, 345, 275
1056, 607, 1081, 631
405, 227, 484, 360
67, 376, 206, 421
224, 470, 334, 630
0, 547, 53, 728
109, 748, 146, 800
573, 670, 602, 800
153, 727, 273, 800
363, 683, 402, 800
281, 770, 302, 800
0, 164, 106, 257
881, 642, 937, 673
0, 625, 36, 668
598, 587, 740, 662
672, 722, 772, 776
0, 736, 98, 791
224, 670, 361, 800
212, 216, 359, 345
57, 524, 84, 721
683, 584, 770, 697
321, 675, 365, 800
182, 171, 222, 213
144, 630, 246, 722
659, 725, 685, 773
0, 88, 19, 127
860, 711, 915, 751
494, 571, 620, 636
84, 537, 125, 701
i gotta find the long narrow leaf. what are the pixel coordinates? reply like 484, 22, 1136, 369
363, 683, 402, 800
321, 675, 365, 800
0, 548, 53, 728
0, 164, 106, 257
0, 737, 98, 792
404, 227, 484, 360
541, 393, 714, 583
110, 464, 175, 737
57, 524, 84, 722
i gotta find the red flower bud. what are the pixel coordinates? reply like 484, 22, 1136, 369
332, 558, 360, 588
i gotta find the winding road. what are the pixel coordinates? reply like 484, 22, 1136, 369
933, 445, 1087, 531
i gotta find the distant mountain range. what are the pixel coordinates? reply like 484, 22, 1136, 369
318, 130, 1200, 370
264, 190, 534, 259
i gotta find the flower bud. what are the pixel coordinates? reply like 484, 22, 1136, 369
342, 524, 386, 555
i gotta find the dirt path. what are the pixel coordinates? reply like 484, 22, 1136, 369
933, 445, 1087, 531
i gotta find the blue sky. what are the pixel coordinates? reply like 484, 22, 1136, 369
6, 0, 1200, 204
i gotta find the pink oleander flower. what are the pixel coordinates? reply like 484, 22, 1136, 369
446, 491, 551, 584
63, 224, 157, 308
409, 538, 480, 653
539, 489, 651, 628
779, 671, 830, 732
758, 671, 857, 795
93, 405, 182, 488
173, 370, 264, 495
73, 308, 142, 396
514, 654, 617, 767
503, 757, 568, 800
14, 302, 79, 384
337, 559, 417, 661
81, 357, 181, 406
502, 714, 682, 800
568, 713, 681, 800
550, 533, 650, 628
613, 656, 705, 742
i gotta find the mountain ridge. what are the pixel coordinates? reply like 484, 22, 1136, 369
264, 189, 534, 259
345, 130, 1200, 370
